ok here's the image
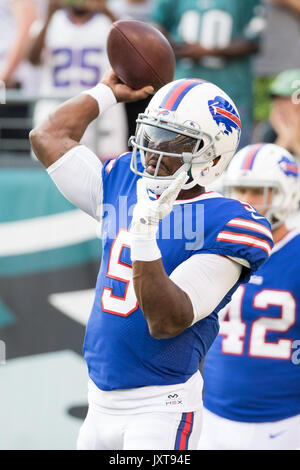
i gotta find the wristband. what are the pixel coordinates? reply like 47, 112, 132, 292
82, 83, 117, 114
130, 236, 162, 262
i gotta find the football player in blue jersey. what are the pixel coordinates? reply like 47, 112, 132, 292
199, 143, 300, 450
29, 70, 273, 450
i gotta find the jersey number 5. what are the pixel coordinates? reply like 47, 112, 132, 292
101, 229, 138, 317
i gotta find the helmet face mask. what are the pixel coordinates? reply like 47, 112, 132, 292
129, 78, 241, 195
130, 113, 217, 193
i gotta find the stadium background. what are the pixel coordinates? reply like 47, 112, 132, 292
0, 0, 299, 449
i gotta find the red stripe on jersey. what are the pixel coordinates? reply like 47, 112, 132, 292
226, 218, 273, 239
217, 231, 272, 255
106, 159, 116, 174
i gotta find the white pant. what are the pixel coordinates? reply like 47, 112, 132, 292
198, 408, 300, 450
77, 406, 203, 450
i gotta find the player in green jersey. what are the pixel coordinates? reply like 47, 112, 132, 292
152, 0, 263, 147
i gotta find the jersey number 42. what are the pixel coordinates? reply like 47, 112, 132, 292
219, 286, 296, 360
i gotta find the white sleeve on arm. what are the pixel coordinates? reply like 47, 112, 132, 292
47, 145, 103, 220
170, 254, 242, 326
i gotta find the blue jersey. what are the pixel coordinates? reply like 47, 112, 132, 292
83, 153, 273, 391
203, 230, 300, 422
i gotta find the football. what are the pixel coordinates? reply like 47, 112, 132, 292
106, 20, 176, 91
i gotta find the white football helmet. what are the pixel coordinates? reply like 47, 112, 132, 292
223, 143, 300, 228
129, 78, 241, 194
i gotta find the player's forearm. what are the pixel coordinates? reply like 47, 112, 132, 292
27, 0, 61, 65
0, 37, 27, 83
100, 5, 118, 23
29, 94, 99, 168
212, 39, 259, 59
30, 71, 153, 168
275, 0, 300, 15
132, 259, 194, 339
175, 39, 259, 62
287, 0, 300, 14
27, 16, 53, 65
1, 0, 37, 82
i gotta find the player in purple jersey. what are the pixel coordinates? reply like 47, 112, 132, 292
199, 143, 300, 450
29, 70, 273, 450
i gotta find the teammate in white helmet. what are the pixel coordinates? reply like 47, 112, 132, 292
199, 143, 300, 450
30, 70, 273, 450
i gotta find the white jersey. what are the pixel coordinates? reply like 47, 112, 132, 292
39, 9, 112, 96
34, 9, 127, 159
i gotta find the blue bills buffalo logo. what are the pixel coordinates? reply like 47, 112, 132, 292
278, 156, 299, 178
208, 96, 241, 136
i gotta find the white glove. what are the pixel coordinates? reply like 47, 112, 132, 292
130, 171, 188, 261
